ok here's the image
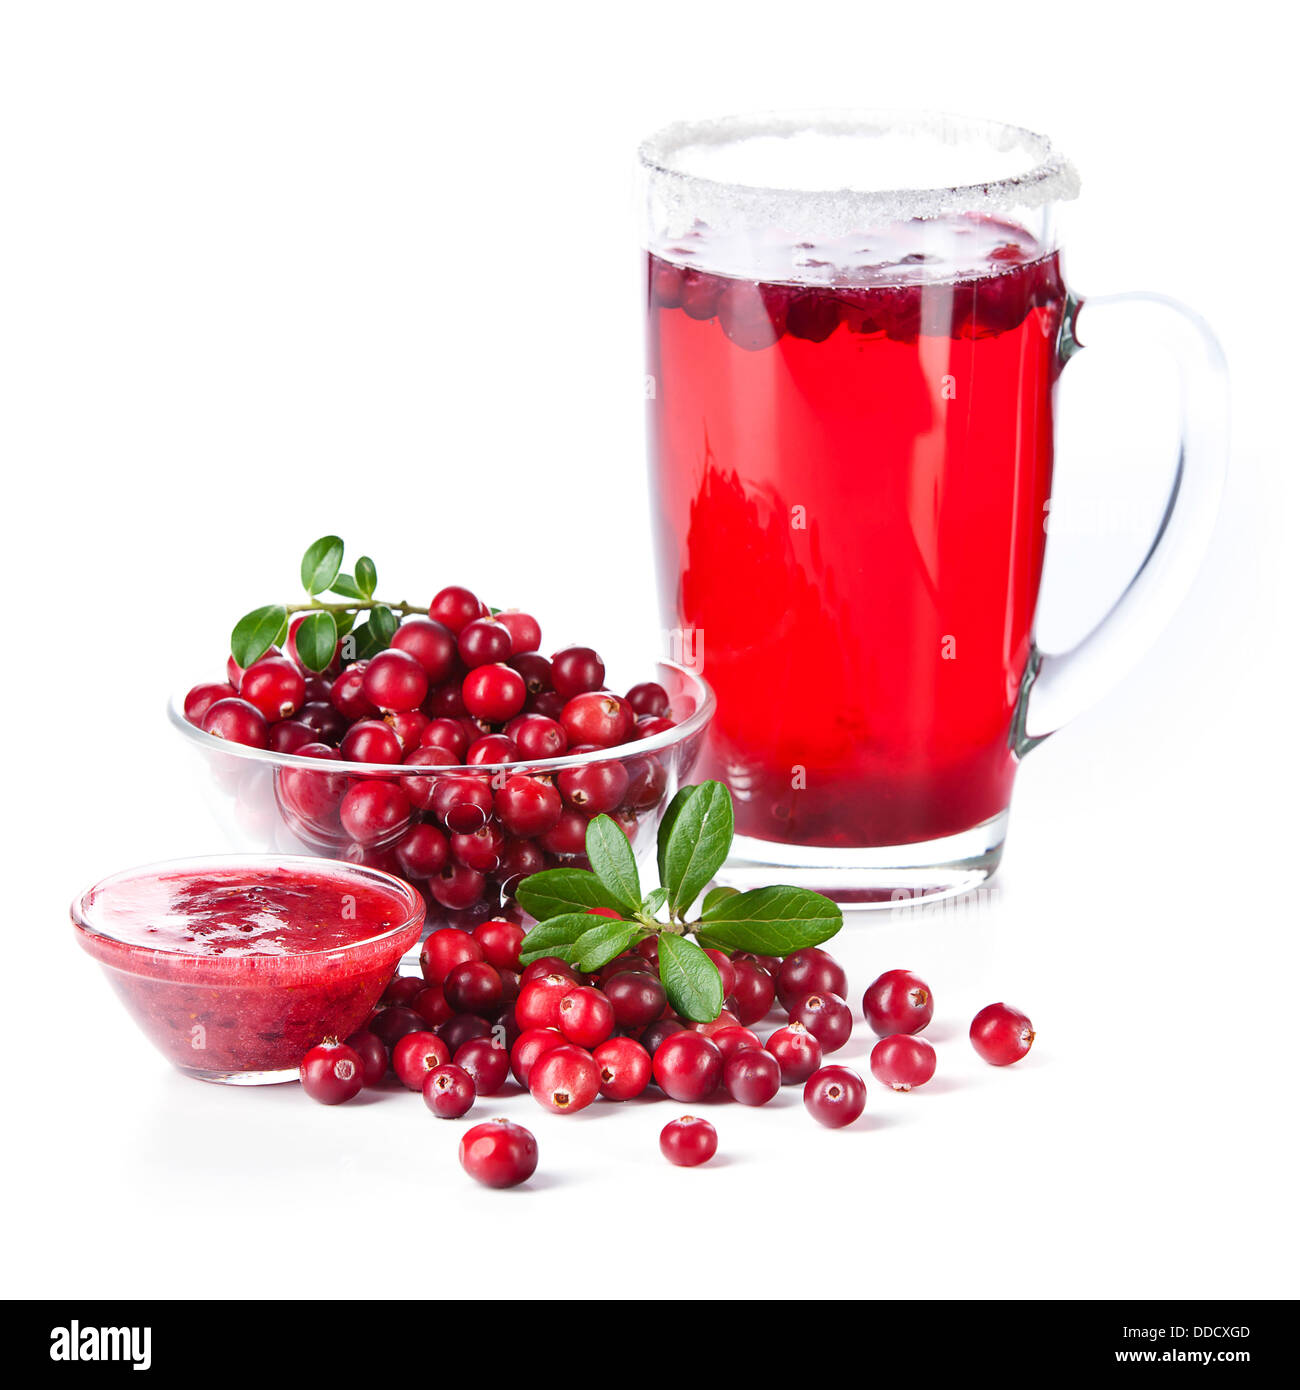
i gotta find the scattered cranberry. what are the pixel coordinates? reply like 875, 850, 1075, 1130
519, 957, 579, 987
788, 992, 853, 1052
870, 1034, 937, 1092
862, 969, 934, 1037
201, 697, 270, 749
299, 1039, 364, 1104
723, 1048, 781, 1106
429, 585, 485, 634
367, 1005, 427, 1049
423, 1064, 476, 1118
604, 971, 667, 1030
653, 1032, 723, 1103
660, 1116, 717, 1167
381, 974, 424, 1008
592, 1036, 652, 1100
412, 984, 452, 1029
453, 1036, 510, 1095
709, 1025, 763, 1061
443, 960, 503, 1017
529, 1043, 601, 1114
765, 1022, 823, 1084
639, 1018, 685, 1057
473, 918, 525, 971
729, 959, 776, 1026
392, 1030, 451, 1090
702, 949, 737, 998
775, 948, 848, 1012
343, 1031, 388, 1087
510, 1027, 566, 1088
803, 1066, 867, 1128
420, 927, 483, 985
459, 1119, 538, 1188
970, 1003, 1035, 1066
557, 986, 615, 1049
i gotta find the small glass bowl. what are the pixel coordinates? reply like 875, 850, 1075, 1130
72, 855, 426, 1083
168, 660, 714, 933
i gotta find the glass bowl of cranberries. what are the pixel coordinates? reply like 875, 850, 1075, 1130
171, 594, 714, 933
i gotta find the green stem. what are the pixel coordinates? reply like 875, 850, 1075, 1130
284, 597, 426, 617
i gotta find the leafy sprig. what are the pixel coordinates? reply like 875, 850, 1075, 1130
516, 781, 841, 1022
229, 535, 427, 671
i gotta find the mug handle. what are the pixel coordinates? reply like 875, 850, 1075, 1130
1013, 291, 1229, 752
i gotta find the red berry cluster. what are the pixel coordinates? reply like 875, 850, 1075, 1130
184, 585, 679, 921
300, 927, 1036, 1188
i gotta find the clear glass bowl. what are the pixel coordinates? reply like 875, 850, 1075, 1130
72, 855, 426, 1083
168, 660, 714, 933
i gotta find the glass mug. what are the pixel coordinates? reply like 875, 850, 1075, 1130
640, 112, 1227, 904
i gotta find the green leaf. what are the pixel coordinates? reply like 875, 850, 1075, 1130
519, 913, 594, 965
231, 604, 289, 668
701, 885, 740, 915
355, 556, 377, 598
335, 609, 356, 639
657, 932, 725, 1023
661, 780, 734, 917
330, 573, 365, 601
656, 784, 699, 887
293, 610, 338, 672
584, 815, 640, 913
642, 886, 668, 917
572, 920, 639, 972
350, 605, 397, 660
301, 536, 345, 596
695, 885, 843, 955
369, 604, 397, 645
516, 868, 624, 923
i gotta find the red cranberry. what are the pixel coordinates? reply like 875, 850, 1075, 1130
339, 779, 410, 846
458, 618, 513, 668
360, 649, 428, 713
529, 1043, 600, 1114
343, 1031, 388, 1087
444, 960, 503, 1017
870, 1034, 937, 1091
709, 1025, 762, 1061
459, 1119, 538, 1188
510, 1026, 566, 1088
420, 716, 471, 760
384, 709, 428, 753
636, 936, 660, 965
507, 714, 568, 760
723, 1048, 781, 1105
701, 949, 737, 998
539, 808, 590, 856
557, 986, 615, 1049
425, 682, 468, 719
604, 971, 667, 1030
466, 733, 519, 765
367, 1005, 427, 1048
635, 716, 677, 740
639, 1017, 685, 1056
789, 992, 853, 1053
429, 585, 485, 634
240, 656, 306, 721
453, 1036, 510, 1095
420, 926, 484, 984
622, 756, 668, 810
394, 823, 449, 880
729, 960, 776, 1026
392, 1030, 451, 1089
429, 862, 486, 911
509, 652, 553, 695
765, 1022, 823, 1084
201, 697, 270, 749
560, 692, 633, 749
863, 969, 934, 1037
297, 700, 349, 743
473, 918, 525, 971
431, 776, 494, 833
690, 1010, 740, 1039
515, 973, 572, 1031
804, 1065, 867, 1128
494, 610, 542, 654
422, 1064, 476, 1118
625, 681, 670, 718
413, 984, 452, 1028
653, 1032, 722, 1103
557, 760, 629, 815
436, 1009, 491, 1049
593, 1037, 652, 1100
969, 1003, 1035, 1066
184, 680, 236, 725
299, 1039, 364, 1104
451, 822, 506, 873
330, 663, 378, 720
340, 719, 403, 765
381, 974, 425, 1007
391, 616, 457, 683
660, 1116, 717, 1167
495, 838, 547, 892
495, 775, 562, 837
551, 646, 605, 699
462, 664, 526, 723
528, 689, 567, 720
269, 718, 318, 754
776, 948, 848, 1011
519, 957, 579, 986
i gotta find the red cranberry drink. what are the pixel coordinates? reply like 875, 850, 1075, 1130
72, 856, 425, 1082
641, 113, 1227, 901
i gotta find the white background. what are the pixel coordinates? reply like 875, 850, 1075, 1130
3, 1, 1296, 1301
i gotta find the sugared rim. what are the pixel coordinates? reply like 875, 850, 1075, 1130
168, 658, 716, 776
71, 853, 426, 977
639, 109, 1080, 231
